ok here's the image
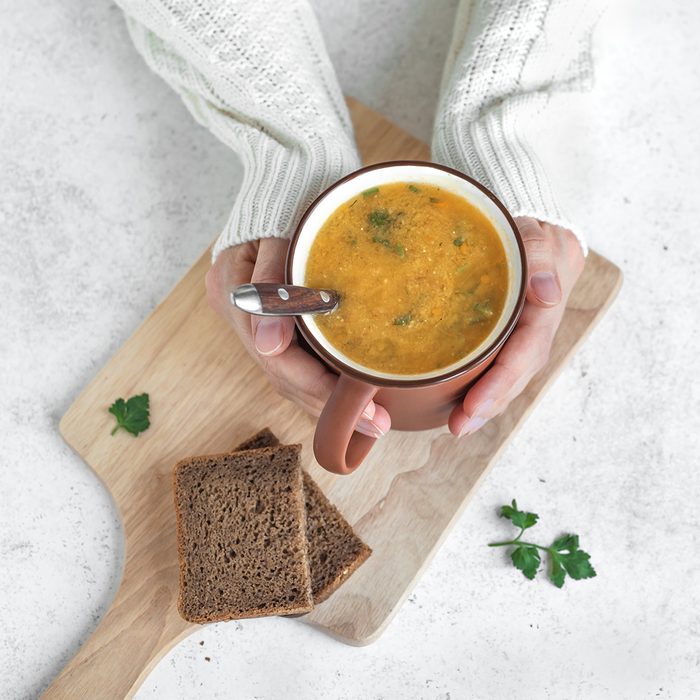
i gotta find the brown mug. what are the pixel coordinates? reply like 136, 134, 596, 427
286, 161, 527, 475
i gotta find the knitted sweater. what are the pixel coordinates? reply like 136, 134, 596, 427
117, 0, 602, 259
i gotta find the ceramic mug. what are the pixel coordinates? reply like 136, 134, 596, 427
286, 161, 527, 475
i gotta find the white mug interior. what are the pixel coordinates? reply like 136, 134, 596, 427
290, 164, 523, 382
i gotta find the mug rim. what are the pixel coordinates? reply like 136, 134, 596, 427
285, 160, 528, 388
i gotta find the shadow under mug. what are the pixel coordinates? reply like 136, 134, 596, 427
286, 161, 527, 475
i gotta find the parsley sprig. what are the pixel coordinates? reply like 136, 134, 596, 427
489, 499, 596, 587
108, 393, 150, 437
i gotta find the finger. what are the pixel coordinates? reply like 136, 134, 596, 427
517, 216, 562, 308
258, 341, 337, 416
355, 400, 391, 438
206, 241, 391, 433
249, 238, 296, 356
258, 341, 390, 436
449, 300, 563, 436
207, 240, 324, 358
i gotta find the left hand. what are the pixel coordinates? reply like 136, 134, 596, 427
448, 216, 586, 437
205, 238, 391, 438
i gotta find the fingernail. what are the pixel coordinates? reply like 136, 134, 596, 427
356, 418, 385, 439
458, 414, 487, 437
254, 318, 284, 355
361, 401, 376, 421
530, 272, 562, 305
458, 399, 494, 437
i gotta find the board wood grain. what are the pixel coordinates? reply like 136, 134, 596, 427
45, 97, 622, 699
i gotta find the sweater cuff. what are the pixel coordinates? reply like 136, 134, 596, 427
432, 94, 588, 257
212, 136, 361, 261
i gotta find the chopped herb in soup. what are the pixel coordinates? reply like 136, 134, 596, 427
305, 182, 508, 374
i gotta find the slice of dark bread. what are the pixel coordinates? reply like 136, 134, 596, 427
299, 472, 372, 604
173, 444, 313, 623
235, 430, 372, 604
235, 427, 280, 452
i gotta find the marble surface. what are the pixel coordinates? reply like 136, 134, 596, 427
1, 0, 699, 698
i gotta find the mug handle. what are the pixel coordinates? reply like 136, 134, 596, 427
314, 374, 380, 474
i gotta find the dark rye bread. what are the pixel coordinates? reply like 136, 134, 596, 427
235, 428, 280, 452
299, 472, 372, 604
173, 444, 313, 623
236, 429, 372, 604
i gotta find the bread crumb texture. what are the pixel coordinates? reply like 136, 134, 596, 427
173, 444, 312, 623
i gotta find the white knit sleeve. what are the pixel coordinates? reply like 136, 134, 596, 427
116, 0, 361, 260
432, 0, 606, 256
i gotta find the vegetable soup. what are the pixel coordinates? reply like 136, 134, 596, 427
304, 182, 508, 375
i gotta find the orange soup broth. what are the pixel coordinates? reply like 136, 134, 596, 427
305, 182, 509, 374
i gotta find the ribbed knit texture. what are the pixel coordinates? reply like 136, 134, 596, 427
117, 0, 361, 260
118, 0, 603, 259
433, 0, 605, 256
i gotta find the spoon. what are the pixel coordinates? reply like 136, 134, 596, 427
231, 283, 340, 316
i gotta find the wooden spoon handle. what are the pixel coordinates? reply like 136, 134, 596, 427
231, 283, 339, 316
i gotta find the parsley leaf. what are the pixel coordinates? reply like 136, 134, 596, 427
559, 548, 597, 581
109, 393, 150, 437
500, 499, 539, 531
489, 499, 596, 588
371, 234, 405, 258
511, 545, 540, 580
550, 554, 566, 588
369, 209, 392, 228
552, 533, 579, 552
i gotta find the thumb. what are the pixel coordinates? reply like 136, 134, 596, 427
517, 216, 562, 308
250, 238, 296, 357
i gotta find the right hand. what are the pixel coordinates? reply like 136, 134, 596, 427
205, 238, 391, 439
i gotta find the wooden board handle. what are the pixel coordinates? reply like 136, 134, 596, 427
43, 572, 191, 699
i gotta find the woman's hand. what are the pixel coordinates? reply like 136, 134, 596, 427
205, 238, 390, 439
448, 217, 586, 436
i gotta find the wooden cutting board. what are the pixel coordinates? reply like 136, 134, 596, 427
46, 98, 622, 699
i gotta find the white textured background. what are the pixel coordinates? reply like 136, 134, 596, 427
2, 0, 699, 698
